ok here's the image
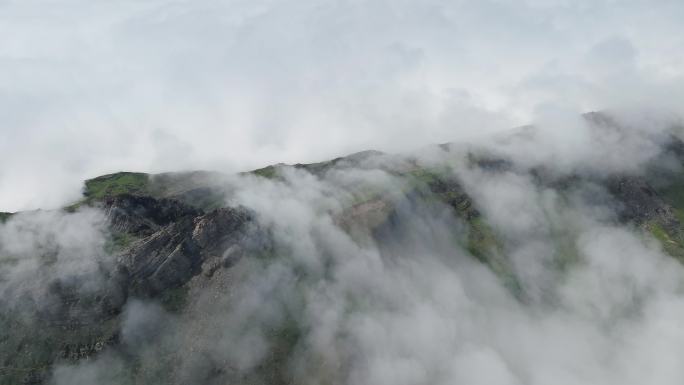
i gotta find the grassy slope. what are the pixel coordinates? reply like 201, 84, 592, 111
405, 166, 524, 295
36, 155, 684, 293
249, 165, 280, 179
84, 172, 151, 200
18, 154, 684, 383
646, 171, 684, 262
0, 212, 13, 223
64, 171, 229, 212
64, 172, 151, 211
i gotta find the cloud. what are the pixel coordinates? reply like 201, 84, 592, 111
0, 208, 111, 305
4, 2, 684, 384
0, 133, 681, 384
2, 0, 684, 211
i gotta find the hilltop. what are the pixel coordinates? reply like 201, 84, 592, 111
3, 115, 684, 384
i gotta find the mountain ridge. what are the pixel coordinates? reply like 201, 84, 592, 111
4, 113, 684, 384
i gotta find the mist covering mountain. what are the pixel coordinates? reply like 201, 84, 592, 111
2, 0, 684, 213
1, 112, 684, 384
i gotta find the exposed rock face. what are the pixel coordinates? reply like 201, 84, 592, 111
120, 217, 200, 294
424, 175, 479, 219
0, 194, 261, 384
0, 264, 127, 385
192, 207, 253, 252
119, 205, 255, 296
7, 129, 684, 384
103, 194, 201, 236
99, 193, 258, 296
607, 176, 681, 231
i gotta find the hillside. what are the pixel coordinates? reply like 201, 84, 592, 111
3, 116, 684, 384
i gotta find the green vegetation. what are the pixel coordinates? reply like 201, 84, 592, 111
402, 166, 524, 297
407, 167, 443, 186
0, 212, 13, 223
406, 166, 456, 191
654, 172, 684, 212
0, 310, 120, 385
644, 171, 684, 262
83, 172, 150, 201
148, 170, 226, 194
104, 232, 138, 254
550, 235, 581, 273
466, 217, 499, 261
294, 159, 337, 175
650, 222, 670, 243
63, 172, 152, 210
648, 222, 684, 263
248, 151, 383, 180
465, 216, 522, 297
406, 167, 477, 216
249, 165, 280, 179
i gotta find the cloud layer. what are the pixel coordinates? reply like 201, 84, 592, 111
18, 140, 684, 384
2, 0, 684, 210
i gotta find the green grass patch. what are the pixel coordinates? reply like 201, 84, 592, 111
650, 222, 670, 243
0, 212, 13, 223
249, 165, 280, 179
407, 167, 451, 188
466, 217, 498, 261
673, 208, 684, 225
465, 216, 523, 297
655, 175, 684, 212
83, 172, 150, 201
648, 221, 684, 262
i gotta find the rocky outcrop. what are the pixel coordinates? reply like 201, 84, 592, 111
119, 205, 255, 296
0, 194, 261, 384
9, 129, 684, 384
424, 175, 479, 219
103, 194, 201, 237
607, 176, 681, 231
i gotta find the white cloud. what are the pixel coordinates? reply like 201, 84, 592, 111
1, 0, 683, 211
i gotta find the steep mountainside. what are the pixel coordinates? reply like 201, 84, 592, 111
3, 115, 684, 384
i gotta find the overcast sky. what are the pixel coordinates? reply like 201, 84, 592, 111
1, 0, 684, 211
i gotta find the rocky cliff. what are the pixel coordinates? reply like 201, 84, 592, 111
3, 115, 684, 384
